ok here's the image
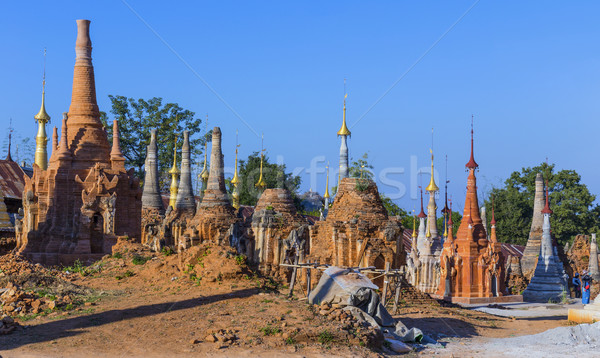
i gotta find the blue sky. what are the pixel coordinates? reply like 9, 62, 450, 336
1, 1, 599, 213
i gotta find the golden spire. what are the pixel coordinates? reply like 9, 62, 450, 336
168, 138, 180, 208
255, 133, 267, 190
34, 48, 50, 170
412, 213, 418, 238
323, 162, 330, 199
337, 80, 351, 137
200, 115, 209, 181
200, 141, 209, 180
231, 131, 241, 209
425, 149, 439, 192
231, 131, 240, 185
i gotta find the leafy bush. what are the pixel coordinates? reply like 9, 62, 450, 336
318, 330, 334, 344
132, 255, 150, 265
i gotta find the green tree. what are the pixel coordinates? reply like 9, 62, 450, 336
484, 162, 600, 246
229, 151, 301, 207
349, 153, 374, 180
102, 95, 208, 188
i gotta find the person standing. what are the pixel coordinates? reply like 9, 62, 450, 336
572, 273, 581, 298
581, 271, 592, 304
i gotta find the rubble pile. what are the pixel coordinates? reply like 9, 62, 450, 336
0, 281, 73, 316
315, 302, 384, 348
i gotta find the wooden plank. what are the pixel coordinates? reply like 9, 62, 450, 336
287, 255, 299, 298
306, 265, 312, 297
382, 262, 391, 306
356, 237, 371, 267
393, 277, 402, 314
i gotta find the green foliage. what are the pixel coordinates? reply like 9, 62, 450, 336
349, 153, 374, 180
229, 151, 302, 206
484, 162, 600, 246
260, 325, 281, 336
235, 255, 247, 266
161, 246, 174, 256
380, 193, 410, 219
112, 252, 123, 259
132, 255, 150, 265
102, 95, 209, 188
115, 270, 135, 280
318, 330, 334, 344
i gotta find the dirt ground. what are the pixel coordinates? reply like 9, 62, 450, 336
0, 241, 569, 357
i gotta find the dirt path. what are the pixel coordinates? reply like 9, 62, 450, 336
0, 244, 570, 357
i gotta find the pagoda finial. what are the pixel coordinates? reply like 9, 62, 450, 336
34, 49, 50, 170
168, 137, 180, 209
426, 148, 439, 192
35, 48, 51, 124
417, 187, 427, 218
441, 155, 450, 215
541, 180, 553, 214
490, 195, 496, 225
255, 133, 267, 190
110, 120, 125, 167
324, 162, 330, 199
412, 211, 418, 238
231, 130, 241, 209
337, 80, 351, 137
465, 115, 478, 170
6, 120, 13, 161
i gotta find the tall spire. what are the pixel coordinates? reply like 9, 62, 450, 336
175, 130, 195, 211
255, 133, 267, 191
6, 127, 12, 161
231, 130, 241, 210
490, 195, 498, 243
34, 48, 50, 170
412, 213, 418, 238
110, 120, 125, 170
141, 130, 164, 212
541, 180, 553, 214
338, 81, 350, 180
56, 113, 72, 162
441, 155, 450, 215
465, 115, 478, 170
168, 138, 180, 209
199, 115, 209, 196
417, 187, 427, 219
337, 80, 351, 137
67, 20, 111, 166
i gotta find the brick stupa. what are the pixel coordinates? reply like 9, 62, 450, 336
520, 173, 546, 278
435, 123, 517, 304
307, 178, 404, 272
181, 127, 237, 246
251, 188, 307, 274
16, 20, 141, 264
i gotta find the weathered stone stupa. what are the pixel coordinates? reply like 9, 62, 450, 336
588, 234, 600, 281
16, 20, 141, 264
523, 182, 567, 302
251, 188, 308, 275
307, 178, 404, 271
174, 131, 196, 212
181, 127, 237, 247
141, 130, 165, 246
435, 123, 511, 303
521, 173, 545, 278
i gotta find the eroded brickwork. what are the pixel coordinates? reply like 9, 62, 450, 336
15, 20, 141, 265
